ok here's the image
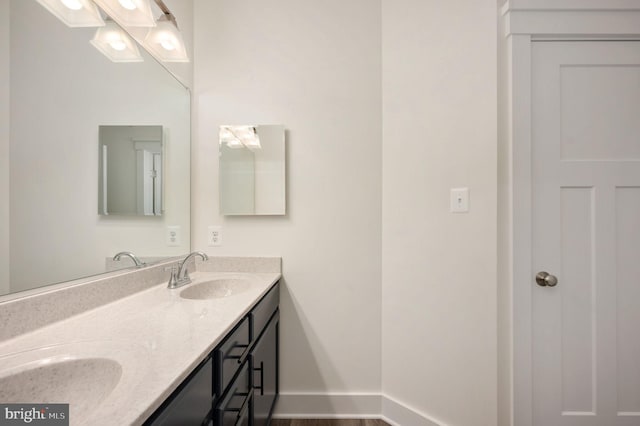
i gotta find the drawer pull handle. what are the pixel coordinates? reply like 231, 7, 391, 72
237, 344, 251, 365
233, 389, 252, 426
226, 343, 251, 365
254, 362, 264, 396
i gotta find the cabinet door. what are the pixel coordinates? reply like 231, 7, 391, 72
251, 311, 279, 426
250, 283, 279, 340
145, 358, 213, 426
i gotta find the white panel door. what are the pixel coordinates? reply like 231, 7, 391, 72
532, 41, 640, 426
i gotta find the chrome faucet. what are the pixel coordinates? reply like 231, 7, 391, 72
167, 251, 209, 289
113, 251, 146, 268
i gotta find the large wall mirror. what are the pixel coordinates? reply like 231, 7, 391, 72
0, 0, 191, 297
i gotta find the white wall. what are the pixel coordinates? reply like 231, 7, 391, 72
497, 4, 513, 426
192, 0, 382, 403
381, 1, 498, 425
0, 0, 9, 295
9, 0, 191, 293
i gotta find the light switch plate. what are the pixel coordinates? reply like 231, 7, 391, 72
450, 187, 469, 213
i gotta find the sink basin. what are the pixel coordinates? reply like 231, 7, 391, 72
0, 340, 149, 425
0, 357, 122, 421
180, 278, 251, 300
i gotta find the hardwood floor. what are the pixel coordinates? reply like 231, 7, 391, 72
271, 420, 390, 426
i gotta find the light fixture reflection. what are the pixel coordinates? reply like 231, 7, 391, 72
143, 15, 189, 62
220, 126, 261, 150
90, 20, 143, 63
61, 0, 83, 10
36, 0, 105, 27
92, 0, 156, 27
118, 0, 137, 10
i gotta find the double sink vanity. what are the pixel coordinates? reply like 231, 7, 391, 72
0, 256, 281, 426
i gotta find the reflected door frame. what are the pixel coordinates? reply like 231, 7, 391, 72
134, 139, 163, 216
502, 2, 640, 425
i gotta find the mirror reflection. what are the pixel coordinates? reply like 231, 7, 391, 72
1, 0, 191, 297
99, 125, 164, 216
219, 125, 286, 216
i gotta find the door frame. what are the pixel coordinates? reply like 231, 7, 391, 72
501, 2, 640, 425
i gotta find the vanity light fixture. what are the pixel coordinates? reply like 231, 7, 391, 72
90, 20, 144, 62
92, 0, 156, 27
143, 1, 189, 63
36, 0, 105, 27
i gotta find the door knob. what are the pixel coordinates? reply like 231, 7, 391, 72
536, 271, 558, 287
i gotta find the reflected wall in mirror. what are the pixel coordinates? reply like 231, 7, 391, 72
99, 125, 164, 216
0, 0, 191, 297
219, 125, 286, 216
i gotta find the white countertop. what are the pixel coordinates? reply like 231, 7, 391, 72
0, 271, 281, 426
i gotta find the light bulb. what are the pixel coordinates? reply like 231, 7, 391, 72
61, 0, 83, 10
118, 0, 137, 10
109, 40, 127, 51
160, 39, 176, 51
91, 22, 143, 62
143, 17, 189, 62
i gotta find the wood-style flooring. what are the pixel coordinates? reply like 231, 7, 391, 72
271, 420, 390, 426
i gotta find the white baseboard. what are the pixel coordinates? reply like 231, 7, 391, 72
273, 393, 382, 418
381, 395, 443, 426
273, 393, 444, 426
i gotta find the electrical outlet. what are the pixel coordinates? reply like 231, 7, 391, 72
208, 226, 222, 246
167, 226, 181, 246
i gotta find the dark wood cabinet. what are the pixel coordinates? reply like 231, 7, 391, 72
144, 281, 279, 426
145, 358, 213, 426
250, 311, 279, 426
215, 283, 279, 426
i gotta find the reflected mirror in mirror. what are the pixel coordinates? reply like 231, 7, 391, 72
219, 125, 286, 216
1, 0, 191, 297
99, 125, 164, 216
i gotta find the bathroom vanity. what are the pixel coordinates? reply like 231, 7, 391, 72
0, 257, 281, 426
145, 282, 280, 426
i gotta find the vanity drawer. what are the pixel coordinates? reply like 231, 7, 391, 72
250, 282, 279, 340
147, 358, 212, 426
214, 316, 250, 396
214, 362, 252, 426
